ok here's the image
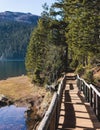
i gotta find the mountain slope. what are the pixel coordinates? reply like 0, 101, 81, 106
0, 11, 39, 24
0, 11, 40, 60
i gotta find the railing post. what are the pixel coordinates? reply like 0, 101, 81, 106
49, 110, 56, 130
95, 94, 98, 116
85, 85, 88, 101
87, 87, 89, 102
94, 92, 96, 114
77, 79, 81, 91
92, 90, 94, 110
97, 96, 100, 121
83, 82, 86, 96
77, 75, 100, 122
90, 87, 93, 107
56, 102, 58, 129
80, 80, 83, 91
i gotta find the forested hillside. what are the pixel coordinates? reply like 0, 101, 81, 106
0, 11, 39, 60
26, 1, 100, 86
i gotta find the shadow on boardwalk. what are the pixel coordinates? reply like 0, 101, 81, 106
57, 75, 100, 130
62, 90, 76, 129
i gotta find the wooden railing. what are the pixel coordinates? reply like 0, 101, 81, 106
38, 74, 100, 130
77, 75, 100, 121
38, 76, 66, 130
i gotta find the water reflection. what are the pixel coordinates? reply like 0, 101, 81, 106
0, 105, 27, 130
0, 60, 26, 80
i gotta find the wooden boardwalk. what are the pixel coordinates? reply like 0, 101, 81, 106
57, 74, 100, 130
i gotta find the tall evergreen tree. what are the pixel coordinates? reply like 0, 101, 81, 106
26, 2, 67, 86
64, 0, 100, 67
25, 17, 50, 85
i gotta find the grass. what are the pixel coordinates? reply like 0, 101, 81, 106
0, 75, 53, 129
0, 76, 33, 100
0, 75, 52, 102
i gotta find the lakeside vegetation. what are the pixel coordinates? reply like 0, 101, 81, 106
26, 0, 100, 87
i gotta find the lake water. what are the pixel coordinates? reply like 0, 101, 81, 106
0, 105, 27, 130
0, 60, 26, 80
0, 60, 27, 130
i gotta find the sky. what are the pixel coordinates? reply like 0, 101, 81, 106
0, 0, 56, 16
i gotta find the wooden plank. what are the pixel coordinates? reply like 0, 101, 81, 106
57, 76, 100, 129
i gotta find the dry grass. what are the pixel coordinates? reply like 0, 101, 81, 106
0, 75, 53, 129
0, 75, 49, 101
0, 75, 32, 100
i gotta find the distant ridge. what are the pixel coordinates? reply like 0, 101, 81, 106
0, 11, 40, 24
0, 11, 40, 60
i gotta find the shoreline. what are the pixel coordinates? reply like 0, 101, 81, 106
0, 75, 52, 129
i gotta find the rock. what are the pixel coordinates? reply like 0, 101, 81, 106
0, 94, 13, 107
0, 94, 5, 100
0, 101, 7, 106
45, 84, 58, 92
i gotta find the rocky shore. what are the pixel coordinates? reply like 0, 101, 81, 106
0, 76, 52, 129
0, 94, 13, 107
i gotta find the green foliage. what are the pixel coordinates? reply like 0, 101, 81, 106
26, 0, 100, 86
25, 5, 67, 86
75, 65, 85, 76
25, 19, 49, 85
94, 77, 100, 86
83, 70, 94, 83
64, 0, 100, 68
0, 20, 37, 59
70, 59, 78, 69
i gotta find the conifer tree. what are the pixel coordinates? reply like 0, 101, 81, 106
25, 2, 67, 86
64, 0, 100, 67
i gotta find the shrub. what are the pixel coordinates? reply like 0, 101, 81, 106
75, 65, 85, 76
94, 77, 100, 86
83, 70, 94, 83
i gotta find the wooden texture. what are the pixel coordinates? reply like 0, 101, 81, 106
57, 73, 100, 130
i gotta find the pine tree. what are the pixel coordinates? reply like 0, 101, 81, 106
25, 2, 68, 86
64, 0, 100, 67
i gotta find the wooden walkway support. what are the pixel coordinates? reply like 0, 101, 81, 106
38, 73, 100, 130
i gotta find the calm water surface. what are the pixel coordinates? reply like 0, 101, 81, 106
0, 60, 27, 130
0, 60, 26, 79
0, 105, 27, 130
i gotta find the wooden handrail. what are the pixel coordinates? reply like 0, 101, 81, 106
77, 75, 90, 88
38, 93, 58, 130
77, 75, 100, 96
38, 74, 100, 130
90, 84, 100, 97
38, 76, 66, 130
77, 75, 100, 121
